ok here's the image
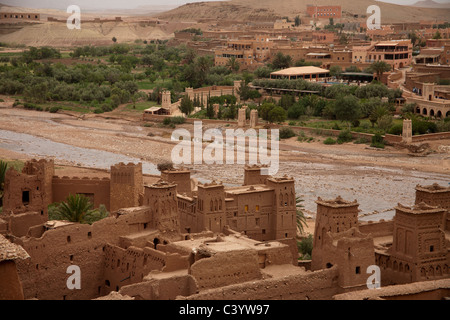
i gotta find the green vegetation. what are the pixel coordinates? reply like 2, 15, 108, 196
298, 234, 313, 261
323, 137, 337, 145
371, 133, 385, 149
48, 194, 109, 225
0, 42, 446, 138
279, 127, 296, 139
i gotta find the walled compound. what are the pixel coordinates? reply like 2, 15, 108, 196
0, 159, 449, 300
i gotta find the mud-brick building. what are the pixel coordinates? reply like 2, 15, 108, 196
0, 13, 40, 21
311, 196, 375, 291
376, 203, 448, 285
0, 160, 143, 237
177, 166, 297, 243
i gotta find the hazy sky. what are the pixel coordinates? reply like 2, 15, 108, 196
1, 0, 450, 10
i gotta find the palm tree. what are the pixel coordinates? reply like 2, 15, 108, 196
50, 194, 108, 225
226, 56, 240, 73
369, 61, 391, 81
296, 197, 308, 235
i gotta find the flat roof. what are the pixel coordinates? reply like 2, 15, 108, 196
376, 42, 399, 46
145, 107, 164, 112
225, 184, 272, 195
306, 53, 331, 56
271, 66, 330, 76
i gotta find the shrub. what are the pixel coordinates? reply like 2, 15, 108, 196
337, 130, 353, 144
157, 161, 174, 172
353, 137, 369, 144
298, 234, 313, 257
388, 123, 403, 135
170, 116, 186, 125
371, 133, 385, 148
323, 137, 337, 145
279, 127, 296, 139
332, 122, 341, 130
49, 106, 62, 113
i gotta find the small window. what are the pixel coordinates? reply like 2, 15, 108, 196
67, 236, 71, 243
430, 246, 434, 252
22, 191, 30, 205
356, 266, 361, 274
245, 205, 249, 212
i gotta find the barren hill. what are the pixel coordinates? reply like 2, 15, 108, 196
156, 0, 450, 23
412, 0, 450, 9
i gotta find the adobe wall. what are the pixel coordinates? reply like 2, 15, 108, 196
14, 207, 154, 300
359, 220, 394, 238
0, 260, 24, 300
110, 163, 143, 212
102, 244, 188, 295
183, 266, 340, 300
224, 188, 275, 241
118, 273, 198, 300
52, 176, 111, 210
2, 165, 52, 217
334, 235, 376, 290
189, 249, 262, 291
334, 278, 450, 300
0, 13, 40, 21
8, 211, 47, 238
161, 170, 191, 196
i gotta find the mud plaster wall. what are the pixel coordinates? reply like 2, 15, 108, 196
3, 169, 49, 216
119, 274, 198, 300
52, 177, 111, 210
0, 260, 24, 300
183, 266, 340, 300
102, 244, 189, 295
335, 237, 376, 289
14, 208, 154, 300
189, 250, 262, 290
9, 212, 47, 238
359, 220, 394, 237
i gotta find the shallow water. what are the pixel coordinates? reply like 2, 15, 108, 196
0, 129, 160, 175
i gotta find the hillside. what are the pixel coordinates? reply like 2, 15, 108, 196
156, 0, 450, 23
412, 0, 450, 9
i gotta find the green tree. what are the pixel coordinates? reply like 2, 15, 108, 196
294, 16, 301, 27
296, 197, 308, 235
329, 65, 342, 78
179, 94, 194, 116
369, 105, 390, 128
433, 30, 442, 40
334, 95, 361, 129
272, 52, 293, 70
268, 106, 287, 123
369, 61, 391, 81
49, 194, 108, 225
298, 234, 313, 260
226, 56, 240, 73
112, 37, 117, 43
